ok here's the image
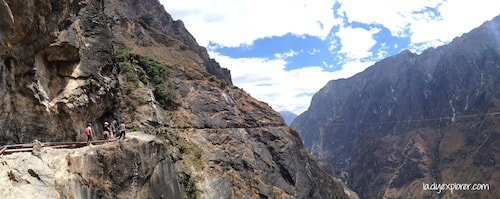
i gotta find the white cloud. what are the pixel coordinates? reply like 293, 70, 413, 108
210, 52, 373, 114
336, 0, 444, 37
161, 0, 340, 47
336, 0, 500, 50
336, 26, 380, 60
309, 48, 321, 55
407, 0, 500, 51
162, 0, 500, 57
331, 60, 375, 80
274, 49, 299, 59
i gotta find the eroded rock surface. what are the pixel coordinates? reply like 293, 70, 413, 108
0, 0, 118, 144
0, 132, 181, 199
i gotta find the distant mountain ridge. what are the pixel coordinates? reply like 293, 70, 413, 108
279, 111, 298, 125
292, 15, 500, 198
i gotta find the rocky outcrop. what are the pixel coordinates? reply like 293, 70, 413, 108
104, 0, 231, 84
0, 0, 230, 145
292, 16, 500, 198
183, 126, 344, 198
0, 132, 181, 199
107, 0, 349, 196
0, 0, 118, 144
1, 0, 349, 198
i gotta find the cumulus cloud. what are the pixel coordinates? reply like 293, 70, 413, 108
164, 0, 500, 54
336, 26, 380, 60
274, 49, 299, 59
335, 0, 441, 37
162, 0, 340, 47
210, 51, 374, 114
335, 0, 500, 51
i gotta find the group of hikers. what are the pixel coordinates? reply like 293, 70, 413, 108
84, 121, 126, 146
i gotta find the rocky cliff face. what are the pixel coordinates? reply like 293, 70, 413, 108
292, 16, 500, 198
0, 0, 118, 144
0, 132, 182, 199
0, 0, 349, 198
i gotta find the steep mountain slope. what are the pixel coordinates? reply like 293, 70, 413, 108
280, 111, 298, 125
292, 15, 500, 198
0, 0, 349, 198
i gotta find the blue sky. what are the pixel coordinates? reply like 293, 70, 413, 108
161, 0, 500, 114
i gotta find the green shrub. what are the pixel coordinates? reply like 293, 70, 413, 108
154, 84, 175, 107
185, 176, 199, 199
161, 130, 203, 199
153, 75, 164, 85
115, 50, 176, 109
209, 75, 229, 88
135, 54, 175, 108
129, 99, 139, 108
115, 49, 130, 62
122, 62, 138, 82
122, 62, 133, 72
220, 79, 228, 88
138, 70, 149, 84
208, 75, 217, 82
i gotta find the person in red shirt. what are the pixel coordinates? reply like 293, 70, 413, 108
84, 123, 93, 146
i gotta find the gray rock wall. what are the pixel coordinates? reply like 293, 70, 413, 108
0, 132, 182, 199
0, 0, 118, 144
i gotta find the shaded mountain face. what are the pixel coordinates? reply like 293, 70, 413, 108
0, 0, 348, 198
292, 16, 500, 198
280, 111, 298, 125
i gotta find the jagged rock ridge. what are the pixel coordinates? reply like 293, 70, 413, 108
292, 16, 500, 198
0, 0, 349, 198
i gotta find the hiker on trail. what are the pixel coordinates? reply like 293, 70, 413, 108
84, 123, 93, 146
111, 120, 118, 138
118, 123, 126, 140
103, 122, 110, 141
